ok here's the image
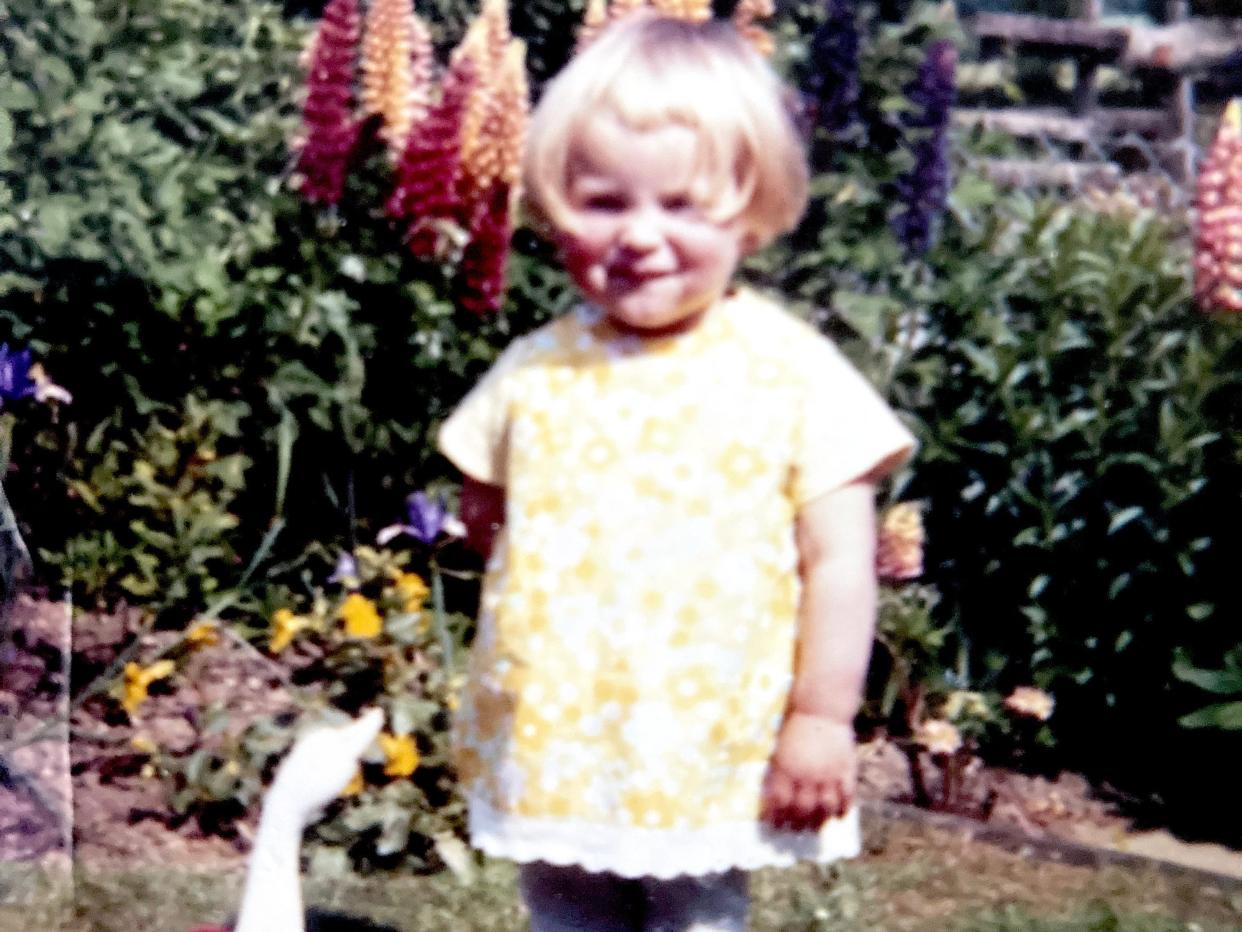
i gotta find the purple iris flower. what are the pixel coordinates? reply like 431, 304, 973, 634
378, 490, 463, 547
0, 344, 35, 406
403, 491, 446, 545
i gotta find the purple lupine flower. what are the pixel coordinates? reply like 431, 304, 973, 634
377, 491, 465, 546
806, 0, 860, 136
892, 40, 957, 256
0, 345, 35, 406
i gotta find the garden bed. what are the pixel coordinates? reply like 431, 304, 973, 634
3, 594, 1241, 928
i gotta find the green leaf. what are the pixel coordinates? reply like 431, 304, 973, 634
832, 291, 897, 342
1107, 507, 1144, 534
1173, 658, 1242, 695
1178, 702, 1242, 730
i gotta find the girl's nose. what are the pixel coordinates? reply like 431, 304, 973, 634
618, 209, 662, 252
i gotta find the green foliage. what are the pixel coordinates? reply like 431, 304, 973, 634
1, 0, 573, 608
44, 396, 249, 616
1174, 646, 1242, 731
871, 582, 946, 724
761, 2, 1242, 809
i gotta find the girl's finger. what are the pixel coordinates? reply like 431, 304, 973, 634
763, 771, 794, 828
793, 782, 821, 830
819, 781, 843, 821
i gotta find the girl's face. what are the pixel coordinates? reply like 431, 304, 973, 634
558, 114, 750, 337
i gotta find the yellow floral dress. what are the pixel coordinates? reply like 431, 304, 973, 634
438, 287, 915, 878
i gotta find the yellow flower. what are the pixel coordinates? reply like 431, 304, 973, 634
876, 502, 924, 581
269, 608, 310, 653
340, 593, 384, 639
913, 718, 962, 756
379, 733, 419, 777
341, 769, 365, 797
121, 660, 176, 715
130, 734, 158, 755
390, 571, 430, 613
943, 690, 990, 722
1004, 686, 1055, 721
185, 619, 219, 647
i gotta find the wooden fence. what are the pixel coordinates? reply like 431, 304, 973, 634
955, 1, 1242, 198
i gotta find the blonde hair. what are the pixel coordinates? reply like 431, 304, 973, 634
523, 14, 808, 249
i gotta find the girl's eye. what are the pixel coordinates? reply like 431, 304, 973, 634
662, 194, 696, 212
582, 194, 626, 212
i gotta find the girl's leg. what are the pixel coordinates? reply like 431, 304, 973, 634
639, 870, 749, 932
518, 861, 645, 932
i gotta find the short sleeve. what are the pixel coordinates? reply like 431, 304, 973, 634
437, 338, 529, 487
790, 338, 917, 506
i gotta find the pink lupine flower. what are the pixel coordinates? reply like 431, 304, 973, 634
295, 0, 361, 205
1194, 100, 1242, 313
386, 57, 476, 256
457, 183, 512, 314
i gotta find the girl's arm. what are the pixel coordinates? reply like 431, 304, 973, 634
460, 475, 505, 560
761, 479, 878, 832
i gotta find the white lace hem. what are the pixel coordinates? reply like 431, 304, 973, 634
466, 795, 861, 879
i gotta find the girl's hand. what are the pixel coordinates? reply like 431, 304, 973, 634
760, 711, 857, 832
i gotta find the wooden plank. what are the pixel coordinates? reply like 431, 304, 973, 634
977, 158, 1122, 189
954, 108, 1092, 142
953, 107, 1175, 142
1125, 18, 1242, 74
969, 13, 1129, 60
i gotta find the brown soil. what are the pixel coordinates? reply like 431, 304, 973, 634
3, 594, 1240, 883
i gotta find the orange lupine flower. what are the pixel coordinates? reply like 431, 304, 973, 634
732, 0, 776, 56
650, 0, 711, 22
608, 0, 648, 22
340, 593, 384, 638
876, 502, 924, 581
361, 0, 433, 157
457, 1, 527, 207
577, 0, 608, 51
1195, 100, 1242, 313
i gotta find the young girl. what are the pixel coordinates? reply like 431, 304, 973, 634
439, 13, 915, 931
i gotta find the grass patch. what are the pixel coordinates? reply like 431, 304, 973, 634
4, 820, 1241, 930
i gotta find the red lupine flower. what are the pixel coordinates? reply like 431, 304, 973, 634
1195, 99, 1242, 313
457, 183, 512, 314
295, 0, 361, 205
386, 57, 476, 256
